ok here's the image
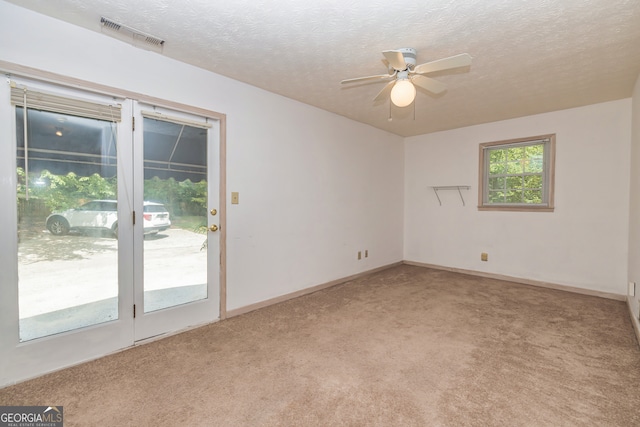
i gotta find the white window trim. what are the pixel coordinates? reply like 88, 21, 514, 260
478, 134, 555, 212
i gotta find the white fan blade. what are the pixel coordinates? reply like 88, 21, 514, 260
412, 75, 447, 94
341, 74, 393, 84
381, 58, 394, 73
382, 50, 407, 71
414, 53, 472, 74
373, 81, 395, 102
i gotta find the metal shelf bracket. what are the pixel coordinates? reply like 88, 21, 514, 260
431, 185, 471, 206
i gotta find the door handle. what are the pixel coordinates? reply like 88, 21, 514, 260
209, 224, 219, 232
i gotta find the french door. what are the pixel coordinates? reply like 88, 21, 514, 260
0, 79, 222, 386
132, 102, 220, 341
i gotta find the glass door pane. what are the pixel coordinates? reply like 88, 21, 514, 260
142, 116, 208, 313
16, 107, 119, 341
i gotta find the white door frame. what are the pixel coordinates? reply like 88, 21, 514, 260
0, 69, 227, 387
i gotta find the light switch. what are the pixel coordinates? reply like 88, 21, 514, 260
231, 192, 239, 204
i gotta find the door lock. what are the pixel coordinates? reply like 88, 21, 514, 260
210, 208, 217, 216
209, 224, 219, 232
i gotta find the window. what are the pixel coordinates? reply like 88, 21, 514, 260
478, 134, 555, 212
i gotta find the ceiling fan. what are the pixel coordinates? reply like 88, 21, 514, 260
341, 48, 472, 108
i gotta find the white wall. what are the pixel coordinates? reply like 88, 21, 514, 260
405, 100, 632, 295
228, 101, 404, 308
628, 74, 640, 327
0, 1, 404, 312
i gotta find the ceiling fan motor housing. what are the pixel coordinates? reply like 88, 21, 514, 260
398, 47, 417, 69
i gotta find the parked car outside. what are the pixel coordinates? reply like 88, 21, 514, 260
141, 202, 172, 235
45, 200, 171, 237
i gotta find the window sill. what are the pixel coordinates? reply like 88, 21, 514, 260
477, 205, 554, 212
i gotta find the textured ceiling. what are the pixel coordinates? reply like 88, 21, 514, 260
6, 0, 640, 137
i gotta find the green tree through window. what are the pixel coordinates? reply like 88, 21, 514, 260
479, 135, 555, 212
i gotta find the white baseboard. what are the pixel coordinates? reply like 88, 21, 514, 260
403, 260, 627, 301
628, 298, 640, 349
226, 262, 404, 318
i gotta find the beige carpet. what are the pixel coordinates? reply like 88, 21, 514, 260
1, 265, 639, 426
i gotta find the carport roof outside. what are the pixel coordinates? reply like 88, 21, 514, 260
16, 107, 207, 182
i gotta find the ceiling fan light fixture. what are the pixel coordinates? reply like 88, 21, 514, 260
390, 79, 416, 108
342, 48, 471, 111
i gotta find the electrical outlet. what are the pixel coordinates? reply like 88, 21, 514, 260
357, 251, 361, 260
629, 282, 636, 297
481, 253, 488, 262
365, 250, 368, 258
231, 192, 239, 204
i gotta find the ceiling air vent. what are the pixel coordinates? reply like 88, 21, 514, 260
100, 17, 165, 52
